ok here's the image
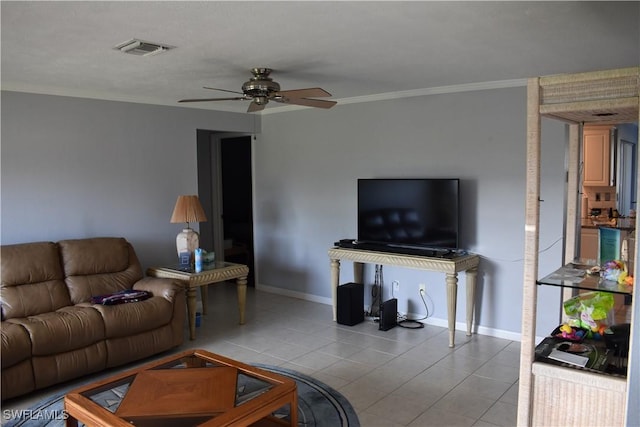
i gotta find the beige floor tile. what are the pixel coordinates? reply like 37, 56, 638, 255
472, 360, 520, 384
318, 358, 375, 382
433, 352, 489, 374
343, 370, 405, 395
472, 420, 502, 427
358, 411, 407, 427
479, 401, 518, 426
317, 340, 366, 358
338, 381, 389, 410
2, 285, 523, 427
412, 364, 470, 391
498, 381, 519, 405
485, 348, 521, 369
346, 347, 397, 367
365, 393, 433, 425
431, 387, 497, 420
453, 375, 514, 401
288, 349, 343, 370
407, 406, 478, 427
261, 340, 312, 361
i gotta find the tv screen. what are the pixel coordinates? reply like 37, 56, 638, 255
357, 178, 460, 249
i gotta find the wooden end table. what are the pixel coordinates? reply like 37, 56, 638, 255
64, 349, 298, 427
147, 262, 250, 340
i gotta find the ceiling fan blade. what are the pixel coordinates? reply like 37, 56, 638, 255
203, 86, 245, 95
278, 97, 337, 109
276, 88, 332, 98
247, 101, 266, 113
179, 97, 245, 103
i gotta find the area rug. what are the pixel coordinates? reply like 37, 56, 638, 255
4, 364, 360, 427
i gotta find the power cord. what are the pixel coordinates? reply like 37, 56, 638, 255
397, 287, 433, 329
413, 287, 433, 321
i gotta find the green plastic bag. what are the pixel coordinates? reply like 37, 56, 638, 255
563, 291, 614, 330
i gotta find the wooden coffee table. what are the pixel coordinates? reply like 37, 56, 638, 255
64, 349, 298, 427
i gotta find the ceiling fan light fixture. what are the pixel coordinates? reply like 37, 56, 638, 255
114, 39, 173, 56
253, 96, 269, 106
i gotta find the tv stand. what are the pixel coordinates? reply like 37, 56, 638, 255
328, 247, 479, 347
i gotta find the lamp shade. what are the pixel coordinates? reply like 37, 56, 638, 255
170, 195, 207, 225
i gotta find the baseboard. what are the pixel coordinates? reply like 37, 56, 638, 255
256, 283, 523, 342
256, 283, 333, 306
414, 315, 523, 342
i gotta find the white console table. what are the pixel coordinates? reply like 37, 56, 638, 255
328, 247, 480, 347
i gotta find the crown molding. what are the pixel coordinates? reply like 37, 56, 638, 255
2, 78, 528, 115
261, 78, 528, 115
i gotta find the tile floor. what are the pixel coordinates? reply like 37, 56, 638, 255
2, 284, 521, 427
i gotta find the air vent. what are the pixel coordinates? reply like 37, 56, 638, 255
114, 39, 173, 56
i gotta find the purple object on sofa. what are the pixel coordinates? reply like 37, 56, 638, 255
0, 237, 185, 400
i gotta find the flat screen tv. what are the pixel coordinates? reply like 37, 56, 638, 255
357, 178, 460, 250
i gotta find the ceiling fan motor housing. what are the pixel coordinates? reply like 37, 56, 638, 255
242, 68, 281, 98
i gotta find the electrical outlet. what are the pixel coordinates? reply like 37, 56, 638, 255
419, 284, 426, 294
392, 280, 400, 293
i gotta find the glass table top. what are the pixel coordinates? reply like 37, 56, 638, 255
537, 262, 633, 295
163, 261, 237, 274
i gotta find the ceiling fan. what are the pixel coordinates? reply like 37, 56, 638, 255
179, 67, 337, 113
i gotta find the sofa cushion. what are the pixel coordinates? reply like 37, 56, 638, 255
88, 297, 174, 338
1, 321, 31, 368
59, 237, 144, 304
1, 241, 71, 319
32, 343, 107, 390
105, 325, 178, 368
8, 306, 105, 356
1, 359, 35, 400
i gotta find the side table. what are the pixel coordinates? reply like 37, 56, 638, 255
147, 262, 249, 340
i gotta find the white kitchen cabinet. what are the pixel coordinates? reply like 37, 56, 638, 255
579, 227, 598, 260
583, 125, 612, 186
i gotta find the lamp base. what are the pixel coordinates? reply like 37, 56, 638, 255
176, 228, 200, 267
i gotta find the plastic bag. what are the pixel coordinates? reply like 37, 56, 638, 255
563, 291, 614, 330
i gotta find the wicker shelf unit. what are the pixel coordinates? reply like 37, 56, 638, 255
518, 67, 639, 426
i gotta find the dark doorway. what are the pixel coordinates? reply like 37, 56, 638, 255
197, 132, 255, 287
220, 135, 255, 286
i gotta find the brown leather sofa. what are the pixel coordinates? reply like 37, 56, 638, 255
1, 237, 185, 400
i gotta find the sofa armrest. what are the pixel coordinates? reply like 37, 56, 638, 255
133, 277, 184, 302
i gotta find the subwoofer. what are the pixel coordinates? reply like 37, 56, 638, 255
337, 282, 364, 326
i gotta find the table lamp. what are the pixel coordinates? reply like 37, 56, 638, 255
170, 195, 207, 265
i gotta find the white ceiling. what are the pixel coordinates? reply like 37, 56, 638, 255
2, 1, 639, 114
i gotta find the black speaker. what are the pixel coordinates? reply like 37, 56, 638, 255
337, 282, 364, 326
379, 298, 397, 331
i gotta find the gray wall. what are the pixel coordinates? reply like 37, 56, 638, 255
2, 86, 567, 338
3, 85, 638, 424
255, 86, 568, 338
1, 91, 257, 268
